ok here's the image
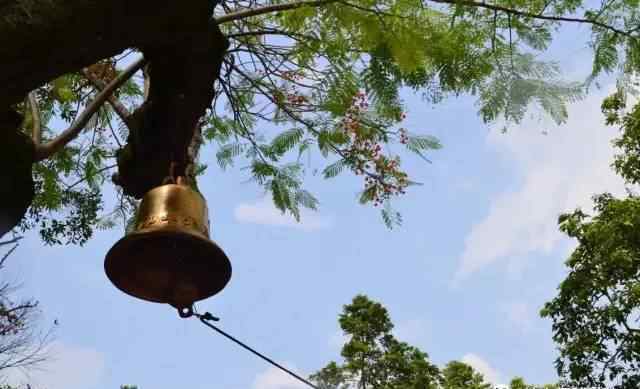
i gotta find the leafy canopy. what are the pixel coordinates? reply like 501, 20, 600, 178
18, 0, 640, 243
442, 361, 491, 389
311, 295, 475, 388
541, 79, 640, 387
541, 93, 640, 388
312, 295, 558, 388
542, 194, 640, 388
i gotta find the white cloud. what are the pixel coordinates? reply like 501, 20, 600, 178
462, 353, 503, 385
253, 364, 308, 389
4, 341, 105, 389
235, 198, 333, 231
393, 319, 430, 345
456, 88, 627, 280
328, 330, 350, 349
500, 301, 535, 334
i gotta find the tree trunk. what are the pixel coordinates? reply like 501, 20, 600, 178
0, 127, 34, 237
0, 0, 229, 235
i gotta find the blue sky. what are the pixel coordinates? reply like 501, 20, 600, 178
2, 22, 629, 389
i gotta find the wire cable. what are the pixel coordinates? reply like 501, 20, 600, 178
195, 312, 319, 389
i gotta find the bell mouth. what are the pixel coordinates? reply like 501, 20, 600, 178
104, 229, 232, 307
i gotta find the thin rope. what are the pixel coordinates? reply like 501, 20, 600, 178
194, 312, 319, 389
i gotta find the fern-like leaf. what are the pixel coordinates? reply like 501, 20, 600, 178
216, 143, 244, 169
322, 159, 348, 179
270, 128, 304, 156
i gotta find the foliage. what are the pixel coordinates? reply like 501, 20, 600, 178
507, 377, 559, 389
541, 83, 640, 386
541, 194, 640, 388
16, 61, 138, 245
605, 92, 640, 186
442, 361, 491, 389
17, 0, 640, 242
310, 295, 496, 389
310, 295, 442, 388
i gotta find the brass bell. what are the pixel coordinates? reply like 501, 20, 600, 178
104, 177, 231, 317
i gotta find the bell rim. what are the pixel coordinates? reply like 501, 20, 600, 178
104, 229, 232, 305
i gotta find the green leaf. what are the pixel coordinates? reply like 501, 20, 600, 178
270, 128, 304, 156
359, 186, 377, 204
216, 143, 244, 169
295, 189, 319, 210
406, 133, 441, 162
322, 159, 348, 179
381, 201, 402, 229
320, 69, 359, 117
251, 161, 277, 184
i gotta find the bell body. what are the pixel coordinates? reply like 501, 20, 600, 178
104, 182, 231, 311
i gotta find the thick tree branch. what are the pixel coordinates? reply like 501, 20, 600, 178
27, 92, 41, 146
114, 23, 229, 198
0, 0, 217, 108
143, 64, 151, 100
81, 68, 132, 123
0, 0, 226, 235
34, 57, 146, 162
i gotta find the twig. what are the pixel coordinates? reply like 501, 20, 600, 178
0, 237, 22, 247
0, 244, 19, 268
65, 164, 117, 190
215, 0, 337, 24
428, 0, 636, 38
34, 57, 147, 162
107, 119, 123, 148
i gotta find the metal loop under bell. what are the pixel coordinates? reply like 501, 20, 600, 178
177, 306, 194, 318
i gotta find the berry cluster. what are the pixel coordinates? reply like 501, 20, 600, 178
0, 304, 26, 336
399, 128, 409, 145
273, 70, 308, 108
363, 156, 409, 206
342, 91, 369, 135
281, 70, 303, 82
86, 59, 117, 84
286, 93, 307, 106
339, 92, 410, 206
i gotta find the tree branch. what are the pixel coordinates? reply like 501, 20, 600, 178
0, 237, 22, 248
143, 63, 151, 100
428, 0, 636, 38
214, 0, 337, 24
0, 244, 19, 268
65, 164, 117, 190
81, 68, 132, 123
214, 0, 635, 39
34, 57, 147, 161
27, 92, 41, 146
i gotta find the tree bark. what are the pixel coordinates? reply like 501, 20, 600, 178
0, 0, 229, 236
1, 0, 218, 107
0, 120, 34, 237
114, 27, 229, 198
